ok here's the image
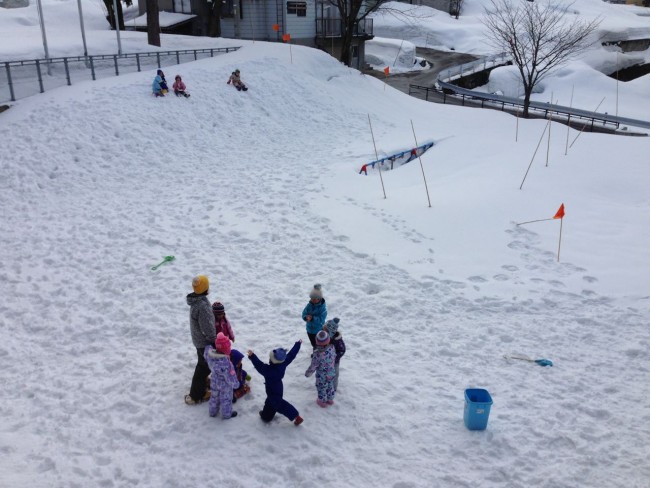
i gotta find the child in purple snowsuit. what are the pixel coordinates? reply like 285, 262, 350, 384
305, 330, 336, 407
324, 317, 346, 392
204, 332, 239, 419
247, 340, 304, 425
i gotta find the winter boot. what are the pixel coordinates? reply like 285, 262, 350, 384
294, 415, 304, 426
226, 411, 238, 419
316, 399, 327, 408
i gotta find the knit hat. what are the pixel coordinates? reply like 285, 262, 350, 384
212, 301, 225, 315
230, 349, 244, 367
316, 330, 330, 346
269, 348, 287, 364
215, 332, 231, 355
324, 317, 340, 336
309, 283, 323, 300
192, 275, 209, 294
175, 74, 181, 80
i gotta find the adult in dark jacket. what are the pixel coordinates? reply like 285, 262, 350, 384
185, 274, 216, 405
247, 340, 303, 425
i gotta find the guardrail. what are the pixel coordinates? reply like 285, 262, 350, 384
1, 47, 241, 103
408, 52, 650, 131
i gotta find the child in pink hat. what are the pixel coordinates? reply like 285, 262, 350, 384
204, 332, 239, 418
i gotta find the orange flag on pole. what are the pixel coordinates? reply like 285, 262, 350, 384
282, 33, 291, 42
383, 66, 390, 75
553, 203, 565, 219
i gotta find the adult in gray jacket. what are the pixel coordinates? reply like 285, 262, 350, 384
185, 274, 217, 405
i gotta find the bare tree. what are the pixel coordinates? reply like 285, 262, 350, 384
449, 0, 465, 19
329, 0, 386, 67
329, 0, 430, 66
103, 0, 132, 31
482, 0, 600, 117
146, 0, 160, 47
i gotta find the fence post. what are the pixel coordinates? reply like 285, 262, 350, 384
156, 52, 160, 68
64, 58, 71, 86
35, 60, 45, 94
6, 63, 16, 102
194, 50, 197, 61
136, 53, 141, 72
176, 51, 180, 65
114, 55, 119, 76
89, 56, 96, 80
211, 49, 214, 57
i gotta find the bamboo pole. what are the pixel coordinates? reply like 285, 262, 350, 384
516, 217, 554, 226
545, 93, 553, 167
368, 114, 387, 199
519, 118, 550, 190
557, 217, 563, 262
410, 120, 432, 208
569, 97, 605, 149
565, 85, 574, 156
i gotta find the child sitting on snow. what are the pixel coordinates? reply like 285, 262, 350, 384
212, 301, 235, 342
305, 330, 336, 407
302, 284, 327, 348
230, 349, 251, 401
227, 69, 248, 91
172, 74, 190, 98
152, 71, 165, 97
157, 70, 169, 93
247, 340, 303, 425
323, 317, 346, 392
204, 332, 240, 419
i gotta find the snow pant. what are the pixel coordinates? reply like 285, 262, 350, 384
208, 385, 234, 418
174, 89, 190, 98
259, 395, 299, 422
333, 363, 340, 391
315, 372, 335, 402
189, 347, 210, 402
307, 332, 317, 349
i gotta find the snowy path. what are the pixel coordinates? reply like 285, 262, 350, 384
1, 45, 649, 488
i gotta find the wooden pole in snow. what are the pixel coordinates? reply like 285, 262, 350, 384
410, 120, 432, 208
368, 114, 387, 199
519, 118, 550, 190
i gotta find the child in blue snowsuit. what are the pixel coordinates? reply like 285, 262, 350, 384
247, 340, 303, 425
302, 284, 327, 348
204, 333, 240, 419
152, 69, 168, 97
230, 349, 251, 401
324, 317, 346, 392
305, 330, 336, 407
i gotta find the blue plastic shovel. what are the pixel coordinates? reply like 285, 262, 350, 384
504, 354, 553, 367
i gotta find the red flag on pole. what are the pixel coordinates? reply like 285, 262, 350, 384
383, 66, 390, 75
272, 24, 280, 31
282, 33, 291, 42
553, 203, 565, 219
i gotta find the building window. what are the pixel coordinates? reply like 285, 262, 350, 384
287, 1, 307, 16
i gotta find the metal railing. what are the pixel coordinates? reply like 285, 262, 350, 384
407, 52, 650, 131
315, 17, 373, 38
1, 47, 241, 103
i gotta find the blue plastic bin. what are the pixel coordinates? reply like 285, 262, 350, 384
464, 388, 493, 431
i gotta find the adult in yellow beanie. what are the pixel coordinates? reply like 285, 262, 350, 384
185, 274, 216, 405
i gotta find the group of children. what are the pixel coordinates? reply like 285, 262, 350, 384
152, 70, 190, 98
185, 276, 346, 427
153, 68, 248, 97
